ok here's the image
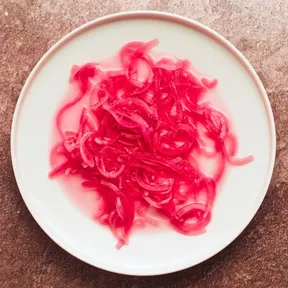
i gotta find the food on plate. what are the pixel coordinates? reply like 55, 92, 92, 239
49, 39, 253, 248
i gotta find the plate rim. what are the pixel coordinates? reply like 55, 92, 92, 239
11, 10, 276, 276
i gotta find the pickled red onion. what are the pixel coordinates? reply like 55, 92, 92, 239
49, 39, 253, 248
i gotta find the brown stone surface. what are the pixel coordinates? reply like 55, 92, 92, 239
1, 0, 288, 287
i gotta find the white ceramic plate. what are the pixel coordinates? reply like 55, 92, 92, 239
11, 11, 275, 276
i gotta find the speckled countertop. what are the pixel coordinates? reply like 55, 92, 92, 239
1, 1, 288, 287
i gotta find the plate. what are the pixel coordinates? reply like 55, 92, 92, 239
11, 11, 275, 275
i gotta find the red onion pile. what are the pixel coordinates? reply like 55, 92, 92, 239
49, 39, 253, 248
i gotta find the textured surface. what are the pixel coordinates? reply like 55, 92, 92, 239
1, 0, 288, 287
